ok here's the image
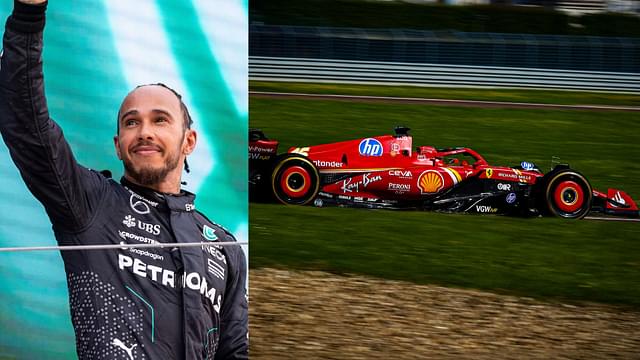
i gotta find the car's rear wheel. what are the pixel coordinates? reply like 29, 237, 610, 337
543, 169, 592, 219
271, 154, 320, 205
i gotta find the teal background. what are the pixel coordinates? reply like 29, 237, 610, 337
0, 1, 247, 358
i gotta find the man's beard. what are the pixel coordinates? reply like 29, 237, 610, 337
123, 146, 181, 188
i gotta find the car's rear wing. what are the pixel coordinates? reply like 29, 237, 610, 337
249, 129, 279, 162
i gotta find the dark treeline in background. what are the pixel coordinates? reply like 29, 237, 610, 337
251, 0, 640, 37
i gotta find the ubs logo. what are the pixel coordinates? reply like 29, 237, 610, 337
122, 215, 161, 236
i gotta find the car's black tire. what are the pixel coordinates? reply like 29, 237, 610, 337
542, 169, 592, 219
271, 154, 320, 205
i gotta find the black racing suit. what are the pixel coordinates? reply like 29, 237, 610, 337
0, 2, 248, 359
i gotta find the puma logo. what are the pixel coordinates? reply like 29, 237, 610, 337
112, 338, 137, 360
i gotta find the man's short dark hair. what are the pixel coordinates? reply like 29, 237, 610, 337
117, 83, 194, 132
133, 83, 194, 130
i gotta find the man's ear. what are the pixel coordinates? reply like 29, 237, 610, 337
114, 135, 122, 160
183, 129, 197, 156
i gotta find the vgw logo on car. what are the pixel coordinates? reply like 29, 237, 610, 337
359, 138, 383, 157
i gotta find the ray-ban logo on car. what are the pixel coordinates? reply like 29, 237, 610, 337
359, 138, 383, 157
202, 225, 218, 241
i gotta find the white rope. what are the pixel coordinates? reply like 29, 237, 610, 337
0, 241, 248, 253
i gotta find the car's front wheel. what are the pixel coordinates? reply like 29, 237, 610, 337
271, 154, 320, 205
543, 169, 592, 219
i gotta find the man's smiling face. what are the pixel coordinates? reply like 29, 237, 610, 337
114, 85, 196, 191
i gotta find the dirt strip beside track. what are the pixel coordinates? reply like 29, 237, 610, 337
250, 91, 640, 112
250, 268, 640, 360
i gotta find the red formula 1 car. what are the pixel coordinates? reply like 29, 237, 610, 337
249, 127, 638, 219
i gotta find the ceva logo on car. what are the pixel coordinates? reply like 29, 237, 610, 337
359, 138, 383, 156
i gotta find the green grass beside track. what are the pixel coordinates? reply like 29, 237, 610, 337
249, 88, 640, 307
250, 81, 640, 107
251, 204, 640, 307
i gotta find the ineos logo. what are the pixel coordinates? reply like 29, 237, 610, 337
130, 194, 150, 215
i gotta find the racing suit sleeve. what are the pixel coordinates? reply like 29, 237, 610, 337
215, 246, 249, 360
0, 1, 105, 234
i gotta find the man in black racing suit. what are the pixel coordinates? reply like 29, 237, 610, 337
0, 1, 248, 359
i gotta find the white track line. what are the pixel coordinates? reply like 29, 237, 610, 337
250, 91, 640, 111
585, 216, 640, 222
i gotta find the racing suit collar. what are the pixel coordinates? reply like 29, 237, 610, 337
120, 176, 196, 213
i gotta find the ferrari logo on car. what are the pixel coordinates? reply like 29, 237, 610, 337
485, 168, 493, 178
418, 170, 444, 194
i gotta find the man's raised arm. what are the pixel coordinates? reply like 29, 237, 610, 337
0, 0, 105, 232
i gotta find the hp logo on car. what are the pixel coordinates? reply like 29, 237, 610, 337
359, 138, 383, 157
521, 161, 535, 170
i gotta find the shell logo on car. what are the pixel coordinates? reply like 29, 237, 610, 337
418, 170, 445, 194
